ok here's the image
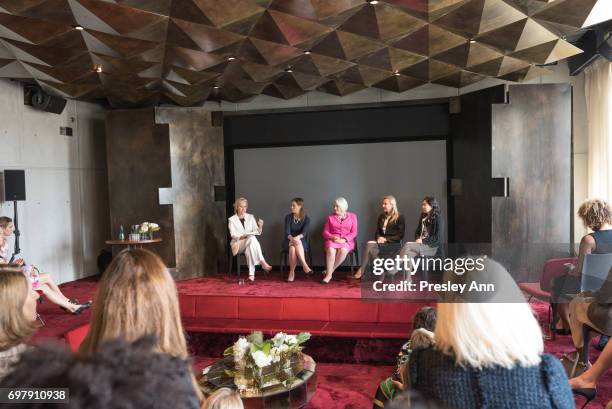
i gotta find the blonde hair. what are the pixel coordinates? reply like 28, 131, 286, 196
435, 258, 543, 369
79, 249, 202, 401
204, 388, 243, 409
233, 197, 248, 212
334, 197, 348, 212
0, 270, 38, 350
383, 195, 400, 224
578, 199, 612, 231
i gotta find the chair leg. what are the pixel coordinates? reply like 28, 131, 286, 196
228, 254, 233, 277
279, 251, 285, 275
551, 303, 558, 341
237, 255, 241, 282
581, 325, 591, 365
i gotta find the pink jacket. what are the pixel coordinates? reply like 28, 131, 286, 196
323, 212, 358, 251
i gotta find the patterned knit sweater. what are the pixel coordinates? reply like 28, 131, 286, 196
408, 347, 574, 409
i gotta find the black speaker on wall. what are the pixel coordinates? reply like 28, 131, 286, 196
31, 89, 67, 114
4, 170, 26, 201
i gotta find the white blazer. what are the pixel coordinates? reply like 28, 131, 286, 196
228, 213, 261, 255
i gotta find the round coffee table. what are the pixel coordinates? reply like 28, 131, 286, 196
198, 353, 317, 409
105, 238, 162, 249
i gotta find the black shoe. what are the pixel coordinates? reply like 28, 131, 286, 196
572, 388, 596, 409
72, 304, 91, 315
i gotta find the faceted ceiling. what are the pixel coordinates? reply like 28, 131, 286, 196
0, 0, 600, 107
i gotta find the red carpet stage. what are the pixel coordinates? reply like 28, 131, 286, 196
177, 274, 430, 338
30, 273, 612, 409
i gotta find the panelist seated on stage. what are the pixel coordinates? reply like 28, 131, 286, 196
228, 197, 272, 282
321, 197, 358, 284
399, 196, 444, 273
283, 198, 313, 283
354, 195, 405, 280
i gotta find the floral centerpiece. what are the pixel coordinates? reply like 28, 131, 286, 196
223, 331, 310, 391
138, 222, 160, 240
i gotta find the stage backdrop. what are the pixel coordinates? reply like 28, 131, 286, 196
234, 140, 448, 266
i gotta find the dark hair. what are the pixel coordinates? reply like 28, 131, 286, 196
411, 306, 437, 333
0, 337, 200, 409
291, 197, 305, 220
422, 196, 441, 222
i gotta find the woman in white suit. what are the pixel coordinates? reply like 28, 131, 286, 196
228, 197, 272, 282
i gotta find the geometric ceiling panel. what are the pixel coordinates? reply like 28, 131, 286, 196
0, 0, 601, 106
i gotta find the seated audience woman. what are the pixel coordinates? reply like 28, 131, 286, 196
204, 387, 244, 409
407, 258, 574, 409
373, 306, 436, 408
354, 195, 405, 280
553, 199, 612, 333
399, 197, 444, 272
0, 337, 201, 409
322, 197, 358, 284
570, 326, 612, 406
564, 265, 612, 388
0, 234, 89, 315
0, 268, 39, 381
228, 197, 272, 282
79, 248, 203, 405
0, 217, 24, 265
283, 198, 312, 282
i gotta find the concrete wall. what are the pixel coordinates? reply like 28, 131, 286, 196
0, 79, 109, 284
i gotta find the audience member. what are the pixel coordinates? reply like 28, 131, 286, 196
407, 258, 574, 409
283, 197, 312, 282
373, 306, 436, 408
228, 197, 272, 282
0, 336, 200, 409
569, 331, 612, 406
322, 197, 358, 284
0, 216, 23, 265
79, 248, 203, 403
0, 268, 39, 381
204, 387, 244, 409
354, 195, 405, 280
552, 199, 612, 333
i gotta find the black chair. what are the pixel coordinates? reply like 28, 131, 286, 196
279, 239, 314, 276
228, 242, 269, 282
345, 242, 359, 274
227, 249, 248, 282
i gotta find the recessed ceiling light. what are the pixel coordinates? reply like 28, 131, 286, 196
285, 67, 293, 73
393, 71, 400, 76
212, 85, 219, 89
93, 65, 102, 73
367, 0, 379, 4
73, 25, 84, 30
227, 56, 236, 61
304, 50, 311, 55
469, 39, 476, 44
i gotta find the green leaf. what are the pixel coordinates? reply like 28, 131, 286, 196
223, 346, 234, 356
296, 332, 311, 344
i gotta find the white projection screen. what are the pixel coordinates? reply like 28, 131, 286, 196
233, 140, 448, 266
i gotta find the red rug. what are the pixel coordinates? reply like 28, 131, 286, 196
30, 275, 612, 409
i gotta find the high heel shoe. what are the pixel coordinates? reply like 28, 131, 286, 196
573, 388, 596, 409
72, 303, 91, 315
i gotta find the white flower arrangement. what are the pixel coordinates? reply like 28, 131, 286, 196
222, 331, 311, 390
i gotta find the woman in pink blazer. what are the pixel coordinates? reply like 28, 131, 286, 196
322, 197, 358, 284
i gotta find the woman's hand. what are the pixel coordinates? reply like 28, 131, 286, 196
334, 237, 346, 244
288, 235, 293, 241
415, 238, 422, 244
377, 237, 386, 244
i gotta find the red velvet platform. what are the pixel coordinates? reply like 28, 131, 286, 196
177, 274, 431, 339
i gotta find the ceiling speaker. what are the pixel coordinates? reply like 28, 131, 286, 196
31, 89, 67, 114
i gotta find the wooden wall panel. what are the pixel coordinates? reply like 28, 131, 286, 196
492, 84, 572, 279
106, 108, 176, 267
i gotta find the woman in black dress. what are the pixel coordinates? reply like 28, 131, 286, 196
353, 195, 405, 280
283, 198, 312, 282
